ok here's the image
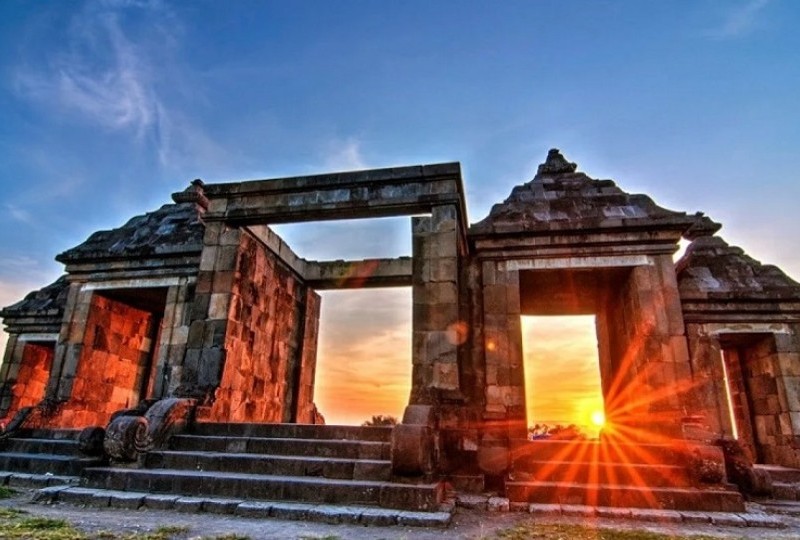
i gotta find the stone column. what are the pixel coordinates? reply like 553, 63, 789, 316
765, 327, 800, 467
685, 323, 733, 438
0, 335, 21, 416
151, 278, 193, 398
178, 222, 242, 399
410, 205, 460, 403
295, 289, 321, 424
610, 256, 692, 439
481, 260, 525, 437
48, 282, 92, 402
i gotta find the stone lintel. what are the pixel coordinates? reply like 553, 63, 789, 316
505, 254, 651, 271
63, 256, 202, 282
16, 333, 59, 342
82, 276, 195, 291
305, 257, 412, 289
202, 162, 461, 196
681, 302, 800, 324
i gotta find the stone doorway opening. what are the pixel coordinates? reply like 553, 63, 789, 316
521, 315, 604, 439
54, 286, 167, 427
314, 287, 412, 426
719, 332, 778, 464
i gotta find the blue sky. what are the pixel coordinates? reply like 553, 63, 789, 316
0, 1, 798, 422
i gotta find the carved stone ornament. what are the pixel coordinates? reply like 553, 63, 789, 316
103, 398, 196, 462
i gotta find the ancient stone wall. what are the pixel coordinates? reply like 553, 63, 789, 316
197, 228, 315, 423
45, 294, 158, 427
0, 341, 54, 421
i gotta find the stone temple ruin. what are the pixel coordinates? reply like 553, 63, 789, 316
1, 149, 799, 520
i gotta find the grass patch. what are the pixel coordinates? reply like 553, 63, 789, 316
0, 485, 16, 498
491, 523, 746, 540
0, 512, 203, 540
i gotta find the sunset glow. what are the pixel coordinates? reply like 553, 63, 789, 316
522, 315, 605, 438
313, 288, 412, 426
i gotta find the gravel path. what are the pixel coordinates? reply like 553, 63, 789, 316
4, 489, 800, 539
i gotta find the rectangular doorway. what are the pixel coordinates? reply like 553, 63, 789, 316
314, 287, 411, 426
522, 315, 605, 439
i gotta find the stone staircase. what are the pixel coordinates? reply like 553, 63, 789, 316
80, 422, 445, 512
0, 428, 105, 486
506, 439, 745, 512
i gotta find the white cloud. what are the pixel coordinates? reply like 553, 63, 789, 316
5, 204, 34, 225
322, 138, 368, 171
12, 1, 229, 176
706, 0, 771, 39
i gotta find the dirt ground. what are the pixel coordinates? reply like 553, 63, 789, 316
3, 489, 800, 540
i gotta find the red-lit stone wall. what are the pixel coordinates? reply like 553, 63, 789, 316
3, 342, 54, 418
201, 230, 313, 423
45, 294, 156, 428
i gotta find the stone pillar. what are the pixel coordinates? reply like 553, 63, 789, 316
179, 222, 242, 399
152, 278, 193, 398
48, 282, 92, 402
685, 323, 733, 438
295, 289, 321, 424
0, 335, 22, 416
410, 205, 460, 403
762, 327, 800, 467
481, 260, 525, 437
607, 256, 692, 440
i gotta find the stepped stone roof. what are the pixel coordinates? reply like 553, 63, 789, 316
470, 149, 720, 238
676, 236, 800, 301
0, 275, 69, 319
56, 200, 205, 264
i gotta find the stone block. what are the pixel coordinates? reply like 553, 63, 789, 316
359, 507, 398, 526
561, 504, 597, 517
487, 496, 510, 512
597, 507, 633, 519
307, 505, 362, 525
397, 510, 451, 527
529, 504, 562, 516
391, 424, 433, 476
143, 494, 179, 510
108, 491, 145, 510
235, 501, 273, 518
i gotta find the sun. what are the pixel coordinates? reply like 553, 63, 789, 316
591, 410, 606, 428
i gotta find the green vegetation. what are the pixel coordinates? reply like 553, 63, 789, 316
490, 523, 747, 540
0, 511, 249, 540
0, 485, 16, 498
361, 414, 397, 427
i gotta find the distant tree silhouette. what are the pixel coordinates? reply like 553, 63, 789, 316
528, 423, 586, 441
362, 414, 398, 427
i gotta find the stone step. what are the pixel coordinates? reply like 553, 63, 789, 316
170, 435, 390, 460
757, 464, 800, 484
145, 450, 392, 481
17, 428, 84, 441
35, 485, 452, 527
0, 452, 104, 477
190, 423, 392, 442
512, 460, 691, 487
82, 467, 443, 511
2, 437, 82, 456
505, 480, 745, 512
510, 439, 687, 467
0, 471, 80, 488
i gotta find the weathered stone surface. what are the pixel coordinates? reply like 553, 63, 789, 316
3, 149, 800, 516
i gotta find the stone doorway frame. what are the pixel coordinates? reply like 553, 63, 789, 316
181, 163, 470, 417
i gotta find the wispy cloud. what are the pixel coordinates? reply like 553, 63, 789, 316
322, 137, 368, 171
5, 204, 34, 225
12, 1, 228, 175
706, 0, 771, 39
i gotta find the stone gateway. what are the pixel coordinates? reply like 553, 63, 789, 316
1, 149, 799, 515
